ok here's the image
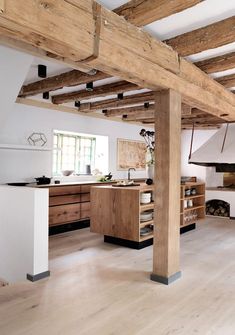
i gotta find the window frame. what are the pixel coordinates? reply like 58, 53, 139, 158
53, 131, 96, 176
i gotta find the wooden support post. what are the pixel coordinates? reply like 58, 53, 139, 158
151, 89, 181, 285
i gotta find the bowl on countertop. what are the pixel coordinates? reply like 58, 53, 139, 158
62, 170, 74, 177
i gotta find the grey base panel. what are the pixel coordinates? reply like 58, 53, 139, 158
150, 271, 181, 285
27, 270, 50, 282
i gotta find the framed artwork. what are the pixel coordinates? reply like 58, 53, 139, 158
117, 138, 146, 170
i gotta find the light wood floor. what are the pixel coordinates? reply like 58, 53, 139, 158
0, 217, 235, 335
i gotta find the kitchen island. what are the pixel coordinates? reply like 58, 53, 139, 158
91, 183, 154, 249
90, 182, 205, 249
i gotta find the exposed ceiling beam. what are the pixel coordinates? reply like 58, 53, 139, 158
195, 52, 235, 74
19, 70, 110, 97
104, 105, 154, 117
104, 103, 191, 117
18, 18, 235, 99
1, 0, 235, 120
51, 81, 139, 104
114, 0, 203, 27
79, 91, 154, 111
165, 16, 235, 56
216, 73, 235, 88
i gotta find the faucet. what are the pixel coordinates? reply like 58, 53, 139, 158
128, 168, 136, 181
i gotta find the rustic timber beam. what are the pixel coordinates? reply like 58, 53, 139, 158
104, 105, 154, 117
165, 16, 235, 56
0, 1, 235, 120
105, 103, 191, 117
51, 81, 138, 104
195, 52, 235, 74
80, 91, 154, 111
19, 70, 110, 97
216, 73, 235, 88
114, 0, 203, 27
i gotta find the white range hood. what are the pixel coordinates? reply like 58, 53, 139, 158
189, 124, 235, 171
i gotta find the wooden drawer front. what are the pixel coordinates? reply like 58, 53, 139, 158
49, 203, 81, 226
81, 202, 90, 219
49, 185, 81, 196
81, 193, 90, 202
80, 185, 91, 194
49, 194, 81, 206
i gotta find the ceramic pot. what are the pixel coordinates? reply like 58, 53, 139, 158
146, 164, 154, 179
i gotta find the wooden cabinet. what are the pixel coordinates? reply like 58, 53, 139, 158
45, 182, 113, 227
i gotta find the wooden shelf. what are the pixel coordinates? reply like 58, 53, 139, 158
0, 144, 52, 151
140, 203, 154, 211
184, 205, 205, 212
181, 217, 204, 228
180, 194, 205, 200
140, 220, 154, 228
140, 233, 153, 241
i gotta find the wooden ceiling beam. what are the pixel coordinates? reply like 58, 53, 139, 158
165, 16, 235, 56
51, 81, 138, 104
195, 52, 235, 74
216, 73, 235, 88
104, 105, 154, 117
114, 0, 203, 27
79, 91, 155, 111
19, 70, 110, 97
104, 103, 191, 117
1, 0, 235, 120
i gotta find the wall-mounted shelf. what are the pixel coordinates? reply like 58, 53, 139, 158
0, 144, 52, 151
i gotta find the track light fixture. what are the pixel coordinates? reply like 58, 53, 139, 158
117, 93, 124, 100
144, 102, 150, 109
38, 64, 47, 78
102, 109, 108, 114
43, 92, 49, 100
86, 82, 93, 91
75, 101, 80, 108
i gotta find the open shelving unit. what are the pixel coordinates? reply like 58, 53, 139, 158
180, 182, 205, 230
139, 187, 154, 241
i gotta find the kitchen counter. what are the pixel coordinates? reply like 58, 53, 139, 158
93, 182, 152, 191
90, 182, 154, 249
31, 180, 115, 188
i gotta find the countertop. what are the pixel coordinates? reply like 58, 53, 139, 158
92, 183, 153, 190
28, 180, 115, 188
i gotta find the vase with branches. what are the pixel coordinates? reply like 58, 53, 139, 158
139, 129, 155, 179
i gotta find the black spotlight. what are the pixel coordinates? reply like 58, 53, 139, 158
38, 64, 47, 78
75, 101, 80, 108
43, 92, 49, 100
117, 93, 123, 100
102, 109, 108, 114
86, 82, 93, 92
144, 102, 150, 109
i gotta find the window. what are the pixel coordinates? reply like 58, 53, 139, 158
53, 131, 96, 175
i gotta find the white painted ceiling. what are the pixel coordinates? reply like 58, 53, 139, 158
23, 0, 235, 105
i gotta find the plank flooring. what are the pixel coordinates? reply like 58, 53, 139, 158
0, 217, 235, 335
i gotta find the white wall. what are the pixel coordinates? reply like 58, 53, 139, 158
0, 103, 150, 183
0, 46, 33, 126
0, 186, 49, 283
181, 129, 217, 182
